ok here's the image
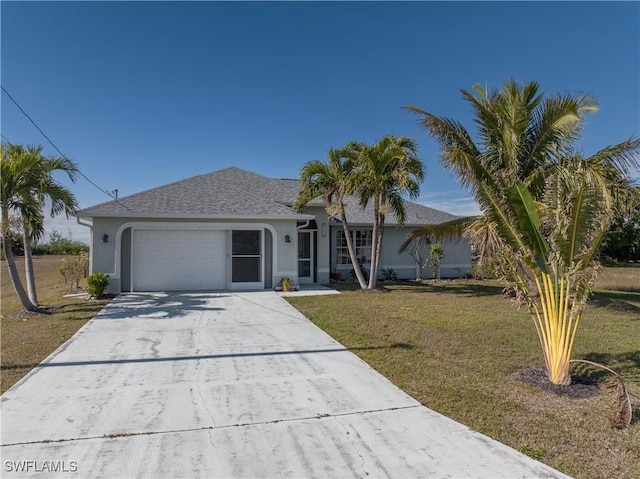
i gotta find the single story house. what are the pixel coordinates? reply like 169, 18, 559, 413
75, 167, 471, 293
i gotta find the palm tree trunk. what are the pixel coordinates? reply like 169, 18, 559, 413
370, 215, 385, 288
367, 213, 379, 289
22, 219, 38, 306
2, 214, 38, 312
340, 211, 367, 289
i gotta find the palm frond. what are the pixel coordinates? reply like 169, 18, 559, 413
508, 183, 549, 273
399, 216, 476, 253
570, 359, 633, 429
602, 376, 633, 429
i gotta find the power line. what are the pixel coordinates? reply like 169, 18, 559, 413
1, 85, 132, 212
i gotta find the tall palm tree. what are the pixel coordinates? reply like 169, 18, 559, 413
404, 79, 640, 385
1, 143, 79, 310
2, 143, 42, 311
22, 147, 79, 305
293, 147, 368, 288
349, 136, 424, 289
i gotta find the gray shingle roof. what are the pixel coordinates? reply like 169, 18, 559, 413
76, 166, 458, 225
339, 196, 458, 226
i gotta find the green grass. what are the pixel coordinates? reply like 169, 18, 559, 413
1, 255, 109, 393
288, 280, 640, 479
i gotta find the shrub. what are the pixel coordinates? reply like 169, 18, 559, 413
58, 255, 89, 293
86, 272, 109, 297
429, 243, 444, 279
380, 267, 399, 282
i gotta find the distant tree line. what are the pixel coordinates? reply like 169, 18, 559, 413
600, 198, 640, 263
32, 230, 89, 255
1, 227, 88, 258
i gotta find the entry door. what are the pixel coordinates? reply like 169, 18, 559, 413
297, 231, 314, 284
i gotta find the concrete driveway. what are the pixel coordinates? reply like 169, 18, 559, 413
1, 292, 569, 478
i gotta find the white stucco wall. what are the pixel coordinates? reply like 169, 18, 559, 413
81, 214, 472, 292
330, 225, 472, 280
84, 217, 300, 293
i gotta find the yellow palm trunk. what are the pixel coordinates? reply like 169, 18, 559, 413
531, 270, 582, 386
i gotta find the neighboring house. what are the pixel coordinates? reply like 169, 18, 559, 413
75, 167, 471, 293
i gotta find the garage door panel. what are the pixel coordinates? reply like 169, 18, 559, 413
132, 229, 227, 291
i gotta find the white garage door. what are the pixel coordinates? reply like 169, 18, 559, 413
132, 229, 227, 291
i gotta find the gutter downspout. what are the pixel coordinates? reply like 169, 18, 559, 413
296, 220, 311, 230
76, 217, 93, 273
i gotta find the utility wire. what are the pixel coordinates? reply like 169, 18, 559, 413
1, 85, 132, 212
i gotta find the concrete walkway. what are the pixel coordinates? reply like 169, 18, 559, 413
1, 292, 569, 478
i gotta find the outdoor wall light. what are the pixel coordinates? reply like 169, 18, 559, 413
285, 235, 291, 243
102, 234, 109, 243
321, 223, 327, 237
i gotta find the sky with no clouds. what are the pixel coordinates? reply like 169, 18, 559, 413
2, 1, 639, 244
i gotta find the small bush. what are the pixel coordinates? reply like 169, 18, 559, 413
86, 272, 110, 297
58, 255, 89, 293
279, 277, 292, 291
380, 267, 399, 282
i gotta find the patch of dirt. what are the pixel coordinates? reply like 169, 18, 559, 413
513, 367, 600, 399
12, 307, 55, 318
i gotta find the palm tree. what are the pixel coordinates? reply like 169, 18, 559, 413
349, 136, 424, 289
2, 143, 42, 311
23, 147, 79, 305
293, 147, 368, 288
404, 79, 640, 385
1, 143, 79, 310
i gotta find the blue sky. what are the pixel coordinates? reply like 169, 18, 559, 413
2, 1, 639, 244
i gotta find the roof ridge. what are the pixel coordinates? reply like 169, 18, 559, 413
79, 166, 265, 210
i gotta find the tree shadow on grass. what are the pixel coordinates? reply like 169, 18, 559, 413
380, 280, 505, 298
589, 291, 640, 317
52, 304, 109, 318
573, 351, 640, 381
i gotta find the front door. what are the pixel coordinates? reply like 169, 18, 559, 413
297, 231, 314, 284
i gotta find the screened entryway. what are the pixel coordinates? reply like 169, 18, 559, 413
231, 230, 264, 289
298, 231, 314, 284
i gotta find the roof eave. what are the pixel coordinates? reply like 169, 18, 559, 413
73, 212, 315, 220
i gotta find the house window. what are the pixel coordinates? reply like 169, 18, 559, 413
232, 230, 261, 282
336, 230, 372, 265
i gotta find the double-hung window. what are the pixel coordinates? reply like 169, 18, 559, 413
336, 230, 372, 265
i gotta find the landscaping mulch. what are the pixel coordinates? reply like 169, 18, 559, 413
513, 367, 600, 399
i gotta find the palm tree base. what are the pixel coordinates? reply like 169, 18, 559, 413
513, 367, 598, 399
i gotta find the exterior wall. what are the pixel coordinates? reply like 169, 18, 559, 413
85, 217, 300, 293
82, 214, 472, 292
330, 225, 472, 280
382, 227, 472, 279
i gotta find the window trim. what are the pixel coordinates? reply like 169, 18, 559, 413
336, 229, 373, 265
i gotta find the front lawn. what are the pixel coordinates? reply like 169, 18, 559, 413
1, 256, 110, 393
287, 280, 640, 479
